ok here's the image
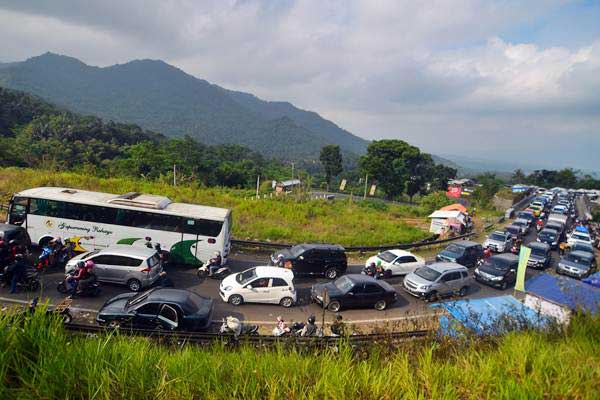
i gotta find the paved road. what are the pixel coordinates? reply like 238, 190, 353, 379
0, 195, 588, 329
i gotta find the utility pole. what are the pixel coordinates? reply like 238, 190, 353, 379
173, 164, 176, 186
291, 162, 295, 180
363, 173, 368, 199
256, 175, 260, 198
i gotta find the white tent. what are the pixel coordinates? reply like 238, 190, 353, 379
428, 210, 467, 234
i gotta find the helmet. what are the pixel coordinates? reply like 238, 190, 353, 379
307, 315, 316, 324
76, 261, 85, 269
15, 253, 24, 260
376, 260, 382, 267
84, 260, 95, 269
9, 240, 17, 246
214, 251, 221, 257
145, 236, 152, 242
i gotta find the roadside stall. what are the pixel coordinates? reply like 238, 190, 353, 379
428, 210, 467, 235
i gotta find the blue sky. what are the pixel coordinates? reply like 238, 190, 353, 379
0, 0, 598, 171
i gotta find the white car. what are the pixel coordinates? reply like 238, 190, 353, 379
567, 231, 594, 247
219, 266, 296, 307
365, 250, 425, 276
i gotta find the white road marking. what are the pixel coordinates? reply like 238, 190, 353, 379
0, 296, 97, 313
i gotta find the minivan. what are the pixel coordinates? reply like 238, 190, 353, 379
403, 262, 470, 302
270, 244, 347, 279
436, 240, 483, 268
66, 245, 163, 291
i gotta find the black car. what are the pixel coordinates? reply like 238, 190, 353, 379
537, 228, 559, 249
311, 274, 397, 312
436, 240, 483, 268
504, 225, 523, 241
0, 223, 31, 248
96, 288, 213, 331
545, 221, 565, 239
271, 244, 347, 279
516, 211, 536, 226
474, 253, 519, 290
527, 242, 551, 269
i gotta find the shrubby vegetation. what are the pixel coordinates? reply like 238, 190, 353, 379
1, 309, 598, 399
512, 168, 600, 190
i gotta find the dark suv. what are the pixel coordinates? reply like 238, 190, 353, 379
271, 244, 347, 279
436, 240, 483, 268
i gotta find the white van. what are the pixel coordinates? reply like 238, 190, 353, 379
219, 267, 296, 307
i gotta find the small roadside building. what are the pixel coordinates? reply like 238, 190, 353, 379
272, 179, 301, 194
428, 210, 467, 234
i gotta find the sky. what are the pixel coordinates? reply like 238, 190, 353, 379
0, 0, 599, 172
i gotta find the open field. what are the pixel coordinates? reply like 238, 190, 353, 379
0, 310, 598, 399
0, 168, 429, 246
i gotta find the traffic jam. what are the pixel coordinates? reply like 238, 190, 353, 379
0, 186, 598, 337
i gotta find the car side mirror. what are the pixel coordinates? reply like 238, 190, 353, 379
299, 256, 304, 260
348, 292, 354, 296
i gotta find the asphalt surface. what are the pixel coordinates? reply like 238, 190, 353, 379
0, 195, 591, 329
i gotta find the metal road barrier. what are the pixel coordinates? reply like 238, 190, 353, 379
64, 322, 431, 347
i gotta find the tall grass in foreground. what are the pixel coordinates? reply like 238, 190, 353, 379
0, 167, 428, 246
0, 310, 598, 399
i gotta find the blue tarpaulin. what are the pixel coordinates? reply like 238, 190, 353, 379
525, 273, 600, 314
432, 295, 547, 336
575, 225, 589, 234
582, 271, 600, 289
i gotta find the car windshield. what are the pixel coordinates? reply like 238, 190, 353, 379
572, 243, 593, 253
514, 221, 526, 227
490, 233, 507, 241
414, 266, 442, 282
505, 226, 518, 234
518, 213, 533, 220
82, 250, 99, 259
377, 251, 397, 263
334, 276, 355, 292
572, 233, 589, 241
484, 258, 511, 271
290, 245, 306, 257
530, 247, 547, 257
444, 244, 464, 256
236, 268, 257, 285
564, 254, 591, 266
540, 231, 556, 241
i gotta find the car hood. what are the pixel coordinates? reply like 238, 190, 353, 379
99, 293, 137, 315
312, 282, 343, 297
220, 273, 239, 288
528, 253, 546, 262
478, 264, 508, 277
404, 272, 434, 287
272, 249, 293, 261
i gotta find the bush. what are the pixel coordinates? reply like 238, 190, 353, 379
418, 191, 454, 215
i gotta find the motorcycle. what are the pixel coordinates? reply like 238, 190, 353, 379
219, 316, 259, 338
36, 246, 54, 270
28, 297, 73, 324
197, 260, 232, 281
0, 267, 40, 292
361, 265, 389, 280
56, 271, 101, 297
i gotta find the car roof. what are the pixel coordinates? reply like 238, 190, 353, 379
449, 240, 480, 248
146, 288, 195, 303
386, 249, 418, 258
95, 244, 157, 259
492, 253, 519, 262
253, 266, 294, 279
572, 242, 594, 250
540, 228, 558, 234
514, 219, 528, 224
427, 262, 467, 273
344, 274, 395, 289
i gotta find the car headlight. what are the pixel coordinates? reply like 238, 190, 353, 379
420, 285, 431, 290
223, 286, 232, 291
491, 275, 503, 281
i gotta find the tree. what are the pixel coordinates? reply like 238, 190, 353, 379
471, 173, 502, 208
319, 145, 343, 191
429, 164, 457, 191
359, 140, 434, 200
512, 169, 526, 183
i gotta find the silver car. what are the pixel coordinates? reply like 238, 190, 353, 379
66, 245, 163, 292
403, 262, 470, 302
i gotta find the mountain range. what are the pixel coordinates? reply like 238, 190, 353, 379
0, 52, 368, 160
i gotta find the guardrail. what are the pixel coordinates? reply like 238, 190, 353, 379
64, 322, 432, 347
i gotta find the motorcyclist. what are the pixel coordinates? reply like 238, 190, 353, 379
66, 261, 85, 294
364, 262, 377, 277
375, 260, 385, 279
71, 260, 96, 296
272, 315, 290, 336
208, 251, 222, 276
330, 314, 345, 337
145, 237, 153, 249
299, 315, 318, 337
7, 253, 28, 294
483, 247, 492, 259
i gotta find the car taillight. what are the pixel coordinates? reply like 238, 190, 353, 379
208, 238, 216, 244
141, 267, 151, 273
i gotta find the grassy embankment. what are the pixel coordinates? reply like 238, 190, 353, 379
0, 167, 429, 246
0, 310, 598, 399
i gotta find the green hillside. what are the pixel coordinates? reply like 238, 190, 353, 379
0, 52, 369, 160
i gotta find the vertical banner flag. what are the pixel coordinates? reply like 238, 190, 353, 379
515, 245, 531, 292
339, 179, 347, 191
369, 184, 377, 196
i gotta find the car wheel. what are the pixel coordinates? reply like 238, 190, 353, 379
458, 286, 469, 297
107, 320, 121, 329
374, 300, 387, 311
500, 281, 508, 290
229, 294, 243, 306
57, 282, 68, 294
327, 300, 341, 312
426, 291, 438, 302
127, 279, 142, 292
280, 297, 294, 308
62, 312, 73, 324
325, 268, 339, 280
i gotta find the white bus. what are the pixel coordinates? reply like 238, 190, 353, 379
6, 187, 232, 266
